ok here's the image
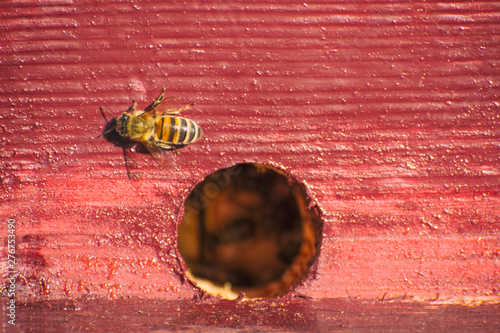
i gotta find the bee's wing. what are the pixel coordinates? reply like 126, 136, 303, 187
143, 88, 193, 116
145, 142, 176, 170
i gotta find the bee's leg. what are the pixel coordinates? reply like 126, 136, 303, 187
170, 144, 180, 155
151, 87, 166, 109
178, 103, 195, 113
143, 88, 166, 113
127, 99, 137, 113
162, 103, 195, 115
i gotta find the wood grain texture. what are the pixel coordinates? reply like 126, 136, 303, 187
1, 0, 499, 316
13, 298, 500, 332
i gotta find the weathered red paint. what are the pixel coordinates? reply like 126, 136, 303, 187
1, 0, 499, 330
14, 298, 500, 331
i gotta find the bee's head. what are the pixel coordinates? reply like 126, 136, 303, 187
115, 113, 130, 136
98, 107, 135, 150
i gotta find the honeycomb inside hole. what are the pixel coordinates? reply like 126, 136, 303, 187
178, 163, 322, 299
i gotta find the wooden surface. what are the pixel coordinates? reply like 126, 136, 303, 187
12, 297, 500, 332
1, 0, 500, 330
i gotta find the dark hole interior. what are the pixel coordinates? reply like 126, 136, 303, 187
178, 163, 321, 299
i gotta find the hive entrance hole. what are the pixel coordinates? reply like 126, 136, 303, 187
178, 163, 321, 299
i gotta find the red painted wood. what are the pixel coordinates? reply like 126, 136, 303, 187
14, 298, 500, 332
1, 0, 500, 329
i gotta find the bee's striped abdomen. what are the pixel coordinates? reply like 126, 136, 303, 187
156, 116, 203, 145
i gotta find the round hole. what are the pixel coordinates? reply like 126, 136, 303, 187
178, 163, 322, 299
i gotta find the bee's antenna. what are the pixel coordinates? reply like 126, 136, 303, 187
97, 107, 117, 138
97, 128, 114, 138
99, 106, 116, 121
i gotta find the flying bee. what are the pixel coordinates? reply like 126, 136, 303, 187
98, 87, 203, 169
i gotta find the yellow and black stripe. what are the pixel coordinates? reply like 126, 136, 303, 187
156, 116, 203, 145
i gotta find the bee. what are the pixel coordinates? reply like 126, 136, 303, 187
98, 88, 203, 168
